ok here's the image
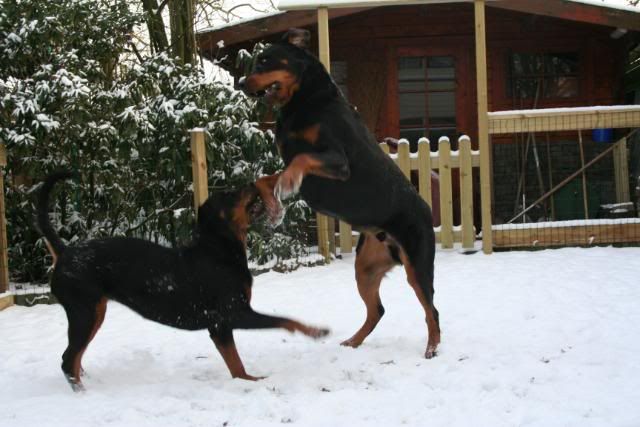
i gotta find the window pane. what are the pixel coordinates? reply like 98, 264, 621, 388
427, 57, 455, 81
400, 128, 426, 144
399, 57, 426, 81
428, 127, 457, 150
399, 80, 426, 91
512, 77, 540, 98
508, 51, 579, 99
511, 53, 543, 76
428, 80, 456, 91
428, 56, 454, 68
544, 76, 578, 98
399, 92, 426, 126
428, 92, 456, 125
544, 53, 578, 75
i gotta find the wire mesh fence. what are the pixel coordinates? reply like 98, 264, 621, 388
491, 127, 640, 249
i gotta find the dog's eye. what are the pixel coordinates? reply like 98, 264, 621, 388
259, 57, 268, 64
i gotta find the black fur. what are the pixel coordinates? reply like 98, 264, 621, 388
37, 172, 328, 390
242, 28, 440, 357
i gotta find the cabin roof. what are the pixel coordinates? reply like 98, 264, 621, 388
196, 0, 640, 55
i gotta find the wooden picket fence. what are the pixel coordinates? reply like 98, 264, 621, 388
332, 135, 480, 252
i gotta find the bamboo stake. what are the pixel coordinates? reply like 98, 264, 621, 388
508, 129, 637, 224
578, 130, 589, 219
545, 133, 555, 220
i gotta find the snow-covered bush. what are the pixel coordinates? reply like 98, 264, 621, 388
1, 0, 312, 282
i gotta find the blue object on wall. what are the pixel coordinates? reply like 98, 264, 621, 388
592, 128, 613, 143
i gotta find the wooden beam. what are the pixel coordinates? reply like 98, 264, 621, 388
316, 7, 332, 263
494, 222, 640, 248
190, 129, 209, 215
418, 138, 433, 208
577, 130, 589, 219
475, 0, 493, 254
439, 138, 454, 249
459, 136, 475, 249
488, 0, 640, 32
196, 8, 368, 55
339, 220, 352, 254
0, 172, 8, 293
0, 293, 14, 311
0, 144, 6, 167
613, 137, 630, 203
488, 106, 640, 134
397, 140, 411, 179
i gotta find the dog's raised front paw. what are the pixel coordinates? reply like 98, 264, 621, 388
274, 170, 303, 201
266, 198, 285, 226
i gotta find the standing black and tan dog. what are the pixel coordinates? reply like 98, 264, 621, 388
37, 172, 329, 391
239, 29, 440, 358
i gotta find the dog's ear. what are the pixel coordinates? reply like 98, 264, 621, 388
282, 28, 310, 49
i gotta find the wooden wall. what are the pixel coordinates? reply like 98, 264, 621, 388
322, 4, 627, 145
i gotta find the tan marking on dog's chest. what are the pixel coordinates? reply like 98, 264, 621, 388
288, 124, 321, 145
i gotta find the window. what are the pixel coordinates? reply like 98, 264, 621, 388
330, 61, 348, 99
507, 52, 579, 99
398, 56, 456, 150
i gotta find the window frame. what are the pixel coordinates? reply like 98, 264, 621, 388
387, 45, 469, 146
506, 51, 581, 101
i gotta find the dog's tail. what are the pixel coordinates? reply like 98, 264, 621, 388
36, 171, 76, 258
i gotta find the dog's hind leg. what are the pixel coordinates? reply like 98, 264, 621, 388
230, 309, 330, 339
209, 329, 263, 381
341, 232, 397, 348
211, 310, 329, 380
60, 296, 105, 391
79, 297, 107, 377
394, 226, 440, 359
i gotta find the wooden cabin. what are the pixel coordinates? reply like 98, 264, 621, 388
196, 0, 640, 254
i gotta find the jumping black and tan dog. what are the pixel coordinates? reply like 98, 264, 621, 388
37, 172, 329, 391
239, 29, 440, 358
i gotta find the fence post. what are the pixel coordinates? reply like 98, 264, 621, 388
0, 143, 8, 295
316, 6, 332, 263
459, 135, 475, 249
613, 137, 630, 203
327, 217, 336, 254
339, 220, 352, 254
397, 139, 411, 180
475, 0, 493, 254
418, 138, 432, 207
439, 137, 454, 249
190, 129, 208, 216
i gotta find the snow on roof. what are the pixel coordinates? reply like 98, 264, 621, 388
566, 0, 640, 14
197, 10, 286, 34
279, 0, 479, 10
277, 0, 640, 14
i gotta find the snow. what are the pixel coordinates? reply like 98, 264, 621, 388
489, 105, 640, 117
2, 246, 640, 426
278, 0, 639, 12
494, 217, 640, 230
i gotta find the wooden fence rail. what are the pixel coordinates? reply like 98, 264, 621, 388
334, 135, 480, 252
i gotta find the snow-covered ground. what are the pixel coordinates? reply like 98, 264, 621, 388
2, 246, 640, 427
